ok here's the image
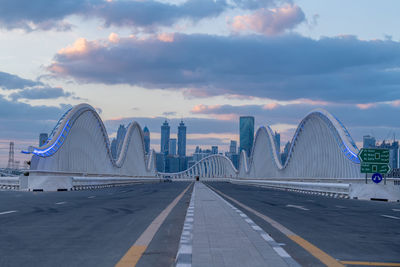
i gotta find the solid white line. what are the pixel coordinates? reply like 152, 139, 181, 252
0, 210, 18, 215
55, 202, 66, 205
381, 215, 400, 220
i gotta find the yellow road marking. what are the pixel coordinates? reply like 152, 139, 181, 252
116, 246, 147, 267
115, 183, 192, 267
289, 235, 343, 267
340, 261, 400, 266
208, 185, 344, 267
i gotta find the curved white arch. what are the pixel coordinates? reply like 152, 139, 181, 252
27, 103, 156, 176
240, 109, 361, 179
159, 154, 238, 179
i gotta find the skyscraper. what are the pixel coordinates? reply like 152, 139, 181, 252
363, 135, 376, 148
110, 138, 118, 159
229, 140, 237, 154
239, 116, 254, 157
39, 133, 48, 147
143, 126, 150, 154
274, 131, 280, 152
169, 138, 177, 155
212, 146, 218, 154
161, 120, 170, 155
116, 124, 127, 157
178, 120, 186, 157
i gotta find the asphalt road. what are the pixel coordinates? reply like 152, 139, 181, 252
0, 182, 192, 267
206, 182, 400, 266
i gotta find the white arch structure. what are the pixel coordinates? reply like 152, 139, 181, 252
24, 104, 361, 180
26, 104, 156, 177
159, 154, 238, 180
238, 109, 361, 179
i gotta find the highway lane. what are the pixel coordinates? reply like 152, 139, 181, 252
206, 182, 400, 267
0, 182, 192, 267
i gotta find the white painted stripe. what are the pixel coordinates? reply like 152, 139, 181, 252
261, 233, 274, 242
178, 244, 192, 254
176, 263, 191, 267
239, 213, 247, 217
252, 225, 262, 231
392, 209, 400, 212
381, 214, 400, 220
88, 196, 96, 199
55, 201, 66, 205
245, 218, 253, 223
273, 247, 291, 258
0, 210, 18, 215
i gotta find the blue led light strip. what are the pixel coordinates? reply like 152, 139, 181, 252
32, 120, 71, 157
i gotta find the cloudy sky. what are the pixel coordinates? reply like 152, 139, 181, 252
1, 0, 400, 167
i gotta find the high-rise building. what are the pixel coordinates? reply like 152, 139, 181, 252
110, 139, 118, 159
169, 138, 177, 155
143, 126, 150, 154
281, 141, 291, 164
229, 140, 237, 154
363, 135, 376, 148
178, 120, 186, 157
39, 133, 48, 147
212, 146, 218, 154
239, 116, 254, 157
274, 131, 280, 152
116, 124, 127, 157
7, 141, 14, 169
161, 120, 170, 155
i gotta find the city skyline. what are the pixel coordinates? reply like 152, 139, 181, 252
1, 0, 400, 166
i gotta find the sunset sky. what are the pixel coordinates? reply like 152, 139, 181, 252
1, 0, 400, 167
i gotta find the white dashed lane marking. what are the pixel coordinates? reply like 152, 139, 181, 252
55, 202, 67, 205
392, 209, 400, 212
286, 204, 310, 211
0, 210, 18, 215
88, 196, 96, 199
381, 215, 400, 220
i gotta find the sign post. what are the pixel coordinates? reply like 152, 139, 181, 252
358, 148, 390, 184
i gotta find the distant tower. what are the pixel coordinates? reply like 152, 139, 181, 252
169, 138, 177, 155
143, 126, 150, 154
161, 120, 170, 155
178, 120, 186, 157
363, 135, 376, 148
110, 139, 118, 159
39, 133, 48, 147
116, 124, 127, 157
229, 140, 237, 154
274, 131, 280, 152
7, 141, 14, 169
239, 116, 254, 157
212, 146, 218, 154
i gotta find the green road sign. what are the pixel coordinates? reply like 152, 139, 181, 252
358, 148, 389, 164
360, 162, 391, 174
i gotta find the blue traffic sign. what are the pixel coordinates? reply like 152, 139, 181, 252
371, 173, 383, 184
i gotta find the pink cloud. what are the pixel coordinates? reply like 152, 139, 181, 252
231, 4, 305, 35
157, 33, 175, 42
262, 103, 279, 110
356, 103, 377, 110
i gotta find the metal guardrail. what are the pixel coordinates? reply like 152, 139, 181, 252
71, 177, 161, 190
0, 177, 20, 190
